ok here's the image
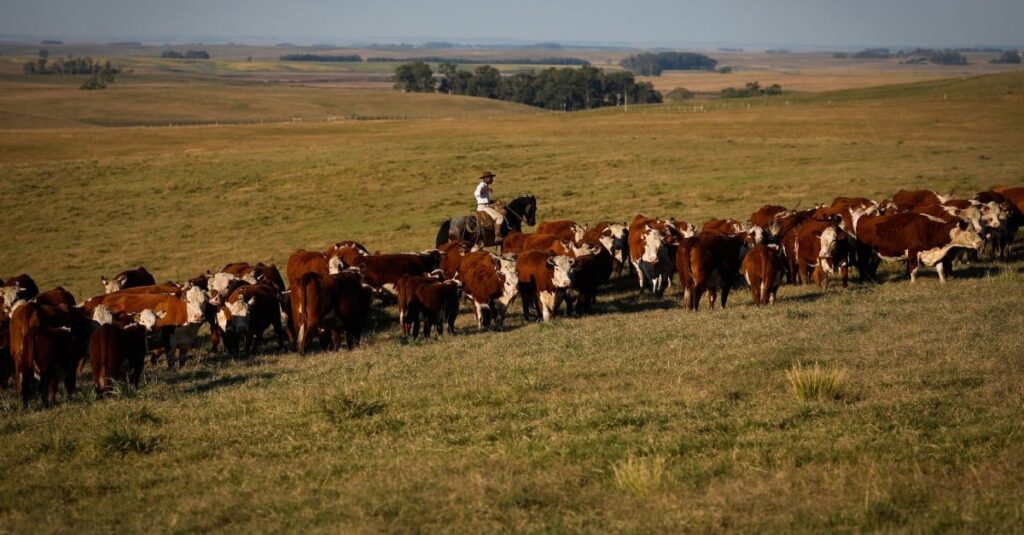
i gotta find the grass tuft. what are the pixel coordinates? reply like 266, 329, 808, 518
102, 417, 161, 457
787, 363, 847, 402
36, 427, 77, 457
322, 393, 388, 423
612, 455, 667, 496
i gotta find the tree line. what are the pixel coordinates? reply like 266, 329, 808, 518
280, 54, 362, 62
161, 50, 210, 59
834, 48, 968, 65
393, 62, 662, 111
22, 52, 121, 90
619, 52, 718, 76
720, 81, 782, 99
371, 56, 590, 66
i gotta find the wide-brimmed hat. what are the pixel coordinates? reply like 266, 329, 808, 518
480, 171, 496, 179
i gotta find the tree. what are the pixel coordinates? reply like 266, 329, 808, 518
500, 72, 538, 105
437, 62, 458, 94
38, 49, 49, 59
393, 61, 435, 93
469, 65, 501, 99
991, 50, 1022, 64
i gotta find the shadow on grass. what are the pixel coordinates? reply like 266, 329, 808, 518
185, 372, 277, 395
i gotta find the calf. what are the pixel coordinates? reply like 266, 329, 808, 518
584, 222, 630, 275
629, 225, 674, 296
10, 302, 92, 407
676, 233, 744, 311
89, 312, 150, 395
216, 283, 289, 356
101, 267, 156, 294
742, 244, 785, 305
516, 250, 574, 322
536, 220, 588, 244
854, 212, 984, 282
397, 275, 460, 339
790, 219, 851, 288
293, 271, 373, 354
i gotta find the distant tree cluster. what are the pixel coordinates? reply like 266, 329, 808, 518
22, 52, 120, 89
370, 56, 589, 66
161, 50, 211, 59
619, 52, 718, 76
835, 48, 969, 65
279, 54, 362, 62
393, 62, 662, 111
664, 87, 695, 102
423, 41, 456, 49
720, 81, 782, 98
765, 49, 790, 54
991, 50, 1022, 64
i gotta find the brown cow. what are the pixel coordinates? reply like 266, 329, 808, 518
742, 244, 785, 305
397, 274, 461, 339
215, 283, 289, 356
286, 249, 330, 288
460, 255, 518, 330
750, 205, 790, 230
36, 287, 77, 308
293, 271, 373, 354
359, 251, 442, 296
101, 267, 156, 294
0, 311, 11, 389
976, 189, 1022, 258
892, 189, 947, 208
536, 220, 588, 244
854, 212, 984, 282
326, 241, 370, 270
628, 216, 675, 296
516, 250, 574, 322
676, 233, 745, 311
438, 240, 474, 280
788, 219, 850, 288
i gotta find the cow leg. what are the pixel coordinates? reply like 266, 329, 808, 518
270, 315, 286, 351
840, 264, 849, 288
907, 251, 920, 283
750, 280, 761, 306
63, 369, 77, 399
708, 288, 718, 310
692, 283, 705, 311
813, 264, 825, 288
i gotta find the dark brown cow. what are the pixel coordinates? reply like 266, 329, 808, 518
702, 218, 751, 236
1, 274, 39, 313
359, 251, 442, 295
9, 302, 91, 407
36, 287, 77, 308
438, 240, 474, 280
215, 283, 289, 356
536, 220, 587, 244
397, 274, 441, 338
565, 244, 613, 316
89, 320, 148, 394
854, 212, 984, 282
892, 189, 947, 209
101, 267, 156, 294
460, 255, 518, 330
676, 233, 744, 311
0, 311, 11, 389
584, 222, 630, 275
516, 250, 574, 322
293, 271, 373, 354
397, 274, 460, 339
775, 208, 827, 282
742, 244, 785, 305
788, 219, 850, 287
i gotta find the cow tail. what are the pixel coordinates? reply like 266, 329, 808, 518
436, 220, 452, 248
297, 276, 312, 353
19, 326, 37, 406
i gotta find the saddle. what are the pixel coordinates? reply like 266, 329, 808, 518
474, 201, 506, 241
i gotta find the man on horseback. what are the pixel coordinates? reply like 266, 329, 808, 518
475, 171, 506, 237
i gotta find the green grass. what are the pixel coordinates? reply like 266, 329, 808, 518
0, 71, 1023, 532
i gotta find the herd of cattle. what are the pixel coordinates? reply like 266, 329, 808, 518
0, 186, 1021, 408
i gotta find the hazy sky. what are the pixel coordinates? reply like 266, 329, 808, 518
1, 0, 1021, 47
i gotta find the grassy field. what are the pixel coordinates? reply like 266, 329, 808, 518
1, 70, 1023, 532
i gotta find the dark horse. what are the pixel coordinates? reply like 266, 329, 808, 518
435, 195, 537, 247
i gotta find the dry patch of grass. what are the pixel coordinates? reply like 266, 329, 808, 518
787, 363, 847, 401
613, 455, 668, 496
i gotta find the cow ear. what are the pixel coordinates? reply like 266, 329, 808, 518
546, 257, 556, 267
957, 220, 969, 230
156, 310, 168, 318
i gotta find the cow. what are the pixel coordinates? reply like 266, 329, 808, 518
788, 219, 851, 288
0, 311, 11, 389
209, 262, 286, 296
628, 216, 676, 296
676, 233, 745, 311
974, 190, 1022, 258
516, 250, 574, 322
584, 222, 630, 275
287, 249, 330, 288
892, 189, 948, 208
359, 251, 442, 296
536, 220, 588, 244
742, 244, 785, 305
89, 306, 151, 395
853, 212, 985, 282
100, 267, 156, 294
397, 274, 461, 339
293, 271, 373, 354
438, 240, 474, 280
702, 218, 752, 236
1, 274, 39, 313
565, 243, 613, 316
326, 241, 370, 270
460, 254, 518, 330
35, 287, 78, 308
750, 205, 791, 231
83, 285, 209, 367
9, 302, 92, 407
215, 283, 289, 357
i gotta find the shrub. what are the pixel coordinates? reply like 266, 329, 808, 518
665, 87, 695, 102
612, 455, 667, 496
991, 51, 1022, 64
717, 66, 733, 74
787, 363, 846, 401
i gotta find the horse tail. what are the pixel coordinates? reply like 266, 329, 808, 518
436, 219, 452, 248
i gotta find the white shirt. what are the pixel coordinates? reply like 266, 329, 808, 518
475, 181, 493, 206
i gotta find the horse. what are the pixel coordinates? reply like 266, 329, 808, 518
435, 195, 537, 248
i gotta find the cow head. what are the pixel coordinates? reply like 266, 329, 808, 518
980, 201, 1007, 229
92, 304, 115, 326
818, 226, 840, 272
547, 255, 575, 289
101, 275, 122, 294
185, 285, 209, 324
0, 285, 20, 313
571, 223, 588, 244
136, 309, 164, 331
641, 228, 665, 263
950, 220, 985, 251
570, 242, 601, 258
498, 258, 519, 307
208, 272, 238, 299
217, 296, 255, 334
328, 255, 344, 275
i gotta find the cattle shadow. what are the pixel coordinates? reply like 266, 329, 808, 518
185, 372, 276, 395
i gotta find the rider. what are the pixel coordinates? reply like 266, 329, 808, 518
475, 171, 505, 232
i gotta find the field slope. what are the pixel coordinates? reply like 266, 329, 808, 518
0, 72, 1023, 532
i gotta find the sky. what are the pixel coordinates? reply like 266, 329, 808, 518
1, 0, 1021, 48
